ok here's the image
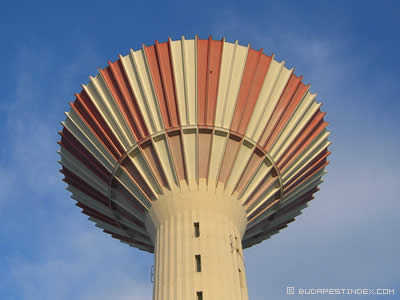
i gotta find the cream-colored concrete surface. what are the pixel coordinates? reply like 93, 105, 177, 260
146, 185, 249, 300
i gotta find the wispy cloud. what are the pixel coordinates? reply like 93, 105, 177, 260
9, 224, 152, 300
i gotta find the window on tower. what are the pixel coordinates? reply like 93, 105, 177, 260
239, 268, 244, 288
196, 291, 203, 300
194, 222, 200, 237
195, 254, 201, 272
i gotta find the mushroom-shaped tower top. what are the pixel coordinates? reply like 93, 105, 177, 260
59, 35, 330, 299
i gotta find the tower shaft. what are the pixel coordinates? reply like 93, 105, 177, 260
146, 187, 249, 300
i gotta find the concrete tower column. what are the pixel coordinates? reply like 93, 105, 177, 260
145, 187, 249, 300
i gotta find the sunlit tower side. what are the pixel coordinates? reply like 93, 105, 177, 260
58, 36, 331, 300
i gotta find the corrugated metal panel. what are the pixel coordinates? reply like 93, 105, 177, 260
58, 36, 331, 252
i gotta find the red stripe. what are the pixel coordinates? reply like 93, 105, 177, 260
284, 158, 329, 196
197, 37, 209, 125
205, 38, 223, 126
197, 36, 223, 126
235, 49, 272, 135
283, 149, 329, 190
243, 170, 278, 207
144, 41, 180, 129
264, 80, 309, 151
231, 49, 272, 135
71, 91, 122, 160
144, 44, 170, 128
79, 89, 125, 155
102, 59, 149, 141
260, 73, 302, 147
277, 110, 328, 170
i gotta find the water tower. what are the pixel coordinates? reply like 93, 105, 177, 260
58, 36, 330, 300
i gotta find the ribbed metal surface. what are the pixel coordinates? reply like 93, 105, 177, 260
58, 36, 331, 252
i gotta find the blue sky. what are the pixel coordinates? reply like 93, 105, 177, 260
0, 0, 399, 299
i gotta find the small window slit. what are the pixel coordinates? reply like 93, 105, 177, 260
195, 254, 201, 272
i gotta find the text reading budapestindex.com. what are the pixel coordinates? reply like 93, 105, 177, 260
286, 287, 395, 296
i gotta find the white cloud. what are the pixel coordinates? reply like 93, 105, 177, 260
9, 225, 152, 300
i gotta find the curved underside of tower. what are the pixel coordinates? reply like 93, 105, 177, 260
59, 35, 330, 254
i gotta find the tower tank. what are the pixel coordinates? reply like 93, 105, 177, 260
59, 36, 330, 300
